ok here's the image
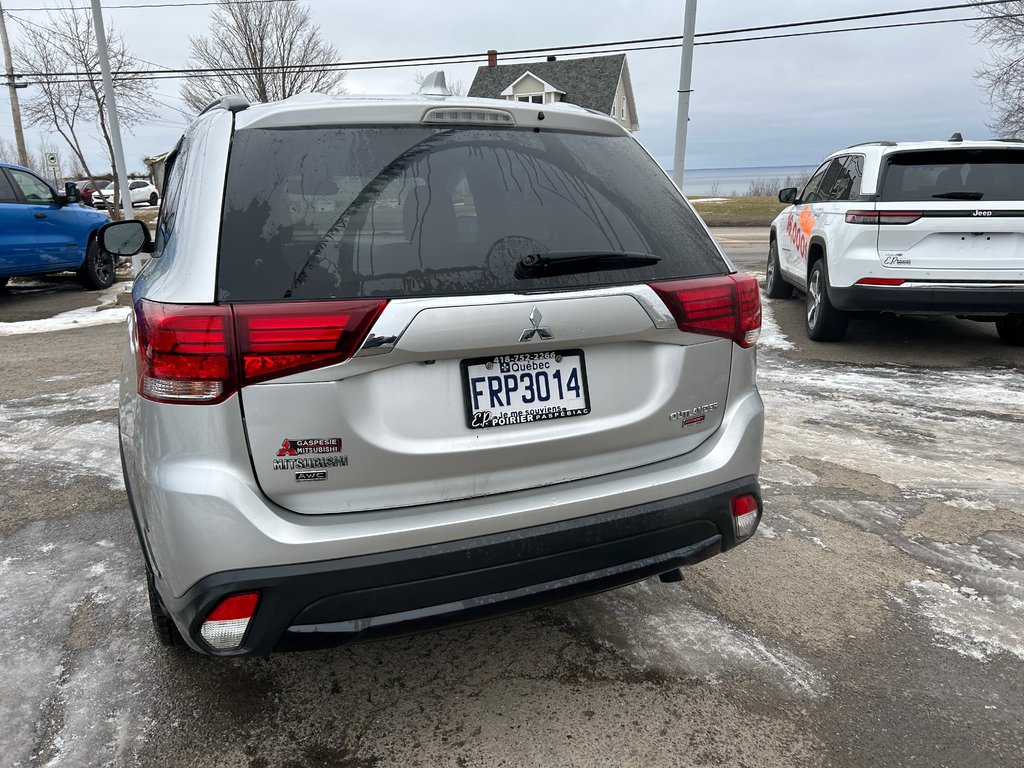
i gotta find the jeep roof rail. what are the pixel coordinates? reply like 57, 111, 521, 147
199, 94, 250, 116
846, 140, 897, 148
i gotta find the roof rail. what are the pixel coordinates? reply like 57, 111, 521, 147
993, 137, 1024, 143
846, 140, 897, 148
199, 94, 250, 116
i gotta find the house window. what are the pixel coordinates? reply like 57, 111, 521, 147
612, 103, 617, 117
516, 94, 543, 104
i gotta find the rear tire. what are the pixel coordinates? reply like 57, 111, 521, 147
149, 192, 158, 206
806, 259, 849, 341
77, 237, 117, 290
765, 240, 793, 299
148, 574, 184, 647
996, 314, 1024, 346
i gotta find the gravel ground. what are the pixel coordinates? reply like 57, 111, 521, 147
0, 243, 1022, 767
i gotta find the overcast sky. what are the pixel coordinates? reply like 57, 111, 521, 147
0, 0, 999, 174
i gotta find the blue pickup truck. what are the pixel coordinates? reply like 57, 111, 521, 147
0, 162, 115, 291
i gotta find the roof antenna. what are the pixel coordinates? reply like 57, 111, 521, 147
417, 70, 452, 97
949, 131, 964, 142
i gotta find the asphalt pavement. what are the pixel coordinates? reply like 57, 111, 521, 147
1, 233, 1022, 767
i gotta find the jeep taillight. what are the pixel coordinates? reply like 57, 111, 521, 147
846, 211, 922, 225
648, 273, 762, 348
135, 299, 387, 404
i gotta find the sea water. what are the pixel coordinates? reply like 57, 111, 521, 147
678, 165, 817, 197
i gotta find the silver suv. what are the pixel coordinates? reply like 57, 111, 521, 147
102, 88, 764, 656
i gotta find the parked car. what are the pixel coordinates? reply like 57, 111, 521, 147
74, 178, 110, 207
93, 179, 160, 208
0, 162, 116, 290
767, 136, 1024, 344
103, 88, 765, 657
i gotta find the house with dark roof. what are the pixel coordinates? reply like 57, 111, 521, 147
467, 54, 639, 132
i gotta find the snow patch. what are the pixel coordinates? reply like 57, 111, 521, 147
908, 580, 1024, 662
563, 581, 826, 697
0, 382, 123, 490
0, 286, 128, 337
758, 301, 795, 350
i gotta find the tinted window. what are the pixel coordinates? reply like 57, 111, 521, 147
8, 169, 56, 205
155, 139, 188, 252
0, 170, 17, 203
880, 149, 1024, 202
218, 126, 726, 302
130, 181, 146, 189
801, 161, 831, 204
833, 155, 863, 201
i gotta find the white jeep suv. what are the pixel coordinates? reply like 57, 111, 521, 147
766, 137, 1024, 344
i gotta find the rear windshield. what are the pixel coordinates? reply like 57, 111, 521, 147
217, 126, 725, 301
879, 149, 1024, 202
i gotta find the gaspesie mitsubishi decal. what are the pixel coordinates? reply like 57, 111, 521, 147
276, 438, 342, 456
785, 206, 816, 260
273, 438, 348, 473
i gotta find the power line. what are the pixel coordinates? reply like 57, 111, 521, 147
7, 1, 1014, 80
3, 0, 296, 10
21, 11, 1016, 87
8, 1, 1012, 86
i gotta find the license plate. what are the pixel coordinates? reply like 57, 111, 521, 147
461, 350, 590, 429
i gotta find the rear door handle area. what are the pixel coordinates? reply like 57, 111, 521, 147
34, 213, 47, 219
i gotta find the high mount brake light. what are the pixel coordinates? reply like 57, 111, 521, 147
648, 273, 762, 348
846, 211, 922, 225
135, 299, 388, 404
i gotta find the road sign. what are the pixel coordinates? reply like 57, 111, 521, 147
45, 152, 58, 168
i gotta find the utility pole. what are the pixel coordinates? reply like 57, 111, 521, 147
0, 0, 29, 168
672, 0, 697, 191
90, 0, 138, 275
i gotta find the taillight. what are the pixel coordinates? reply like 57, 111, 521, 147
856, 278, 906, 286
136, 300, 235, 404
731, 493, 760, 539
135, 299, 387, 404
233, 300, 387, 385
200, 592, 259, 651
846, 211, 922, 225
648, 273, 761, 348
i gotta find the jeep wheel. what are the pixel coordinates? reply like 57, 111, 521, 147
148, 574, 184, 647
765, 240, 793, 299
996, 314, 1024, 346
806, 259, 849, 341
77, 237, 117, 290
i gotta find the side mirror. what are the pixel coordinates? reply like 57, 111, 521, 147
98, 219, 154, 257
778, 187, 798, 205
64, 182, 82, 204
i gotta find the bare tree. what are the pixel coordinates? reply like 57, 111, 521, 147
413, 70, 465, 96
974, 4, 1024, 137
0, 136, 18, 164
180, 0, 346, 113
16, 8, 153, 218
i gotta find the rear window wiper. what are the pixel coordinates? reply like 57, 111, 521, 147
932, 191, 985, 200
515, 251, 661, 279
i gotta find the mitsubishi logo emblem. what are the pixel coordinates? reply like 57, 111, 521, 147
519, 307, 553, 342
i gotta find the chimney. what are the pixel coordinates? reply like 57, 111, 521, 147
547, 56, 556, 62
487, 49, 498, 67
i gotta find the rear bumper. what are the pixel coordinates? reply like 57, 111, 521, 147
829, 282, 1024, 313
163, 476, 761, 656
